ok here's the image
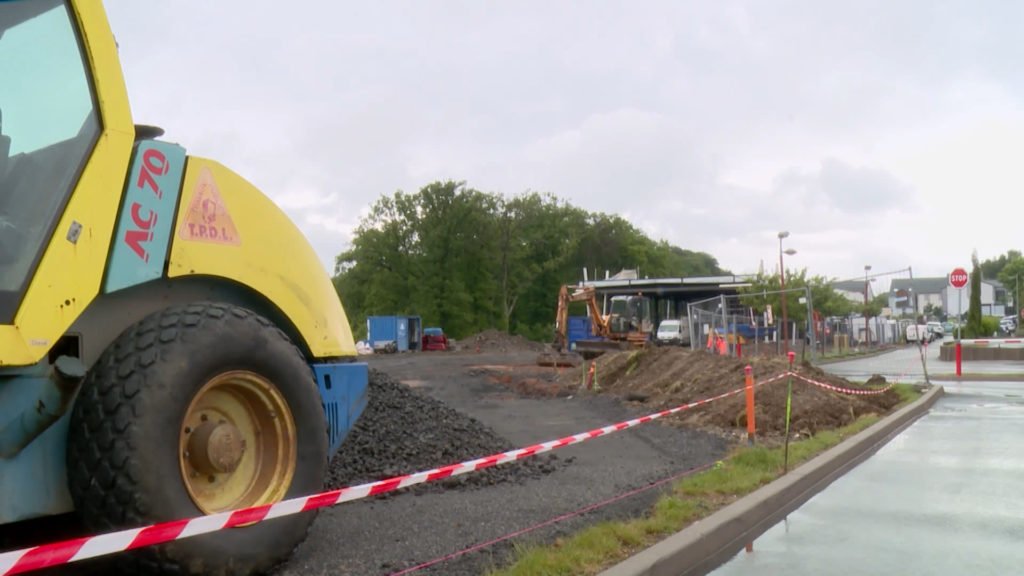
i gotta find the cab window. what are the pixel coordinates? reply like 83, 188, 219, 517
0, 0, 100, 322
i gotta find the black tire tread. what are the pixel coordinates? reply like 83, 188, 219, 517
66, 302, 323, 576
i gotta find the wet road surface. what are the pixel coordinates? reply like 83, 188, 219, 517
710, 380, 1024, 575
822, 339, 1024, 381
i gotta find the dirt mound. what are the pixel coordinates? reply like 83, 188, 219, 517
467, 363, 574, 398
558, 347, 902, 438
461, 329, 547, 353
325, 369, 562, 495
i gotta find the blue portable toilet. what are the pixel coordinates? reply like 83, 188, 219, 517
367, 315, 423, 352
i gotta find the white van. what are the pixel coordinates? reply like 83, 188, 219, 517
656, 319, 690, 346
906, 324, 932, 343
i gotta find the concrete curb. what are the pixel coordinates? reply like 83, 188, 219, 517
598, 385, 945, 576
930, 373, 1024, 382
811, 345, 904, 365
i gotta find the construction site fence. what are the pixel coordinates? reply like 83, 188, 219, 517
687, 307, 911, 360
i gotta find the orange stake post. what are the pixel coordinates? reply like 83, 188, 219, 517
744, 365, 755, 444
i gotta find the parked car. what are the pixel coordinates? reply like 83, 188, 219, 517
656, 319, 691, 346
926, 321, 945, 340
422, 327, 450, 351
1000, 316, 1017, 334
906, 324, 933, 343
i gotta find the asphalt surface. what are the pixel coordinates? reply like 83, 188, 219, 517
710, 378, 1024, 574
820, 338, 1024, 382
278, 351, 730, 575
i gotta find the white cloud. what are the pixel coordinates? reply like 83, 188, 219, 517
101, 0, 1024, 279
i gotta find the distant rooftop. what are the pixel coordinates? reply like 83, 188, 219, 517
890, 277, 949, 294
831, 280, 869, 293
890, 276, 1004, 294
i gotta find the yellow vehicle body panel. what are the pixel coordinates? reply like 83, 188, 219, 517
167, 158, 356, 358
0, 0, 134, 367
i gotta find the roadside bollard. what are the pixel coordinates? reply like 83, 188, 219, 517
585, 361, 599, 391
956, 340, 962, 376
744, 365, 755, 444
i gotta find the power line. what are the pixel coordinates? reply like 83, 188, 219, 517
831, 266, 912, 285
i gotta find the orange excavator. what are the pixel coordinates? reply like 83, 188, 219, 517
555, 284, 610, 348
537, 284, 651, 366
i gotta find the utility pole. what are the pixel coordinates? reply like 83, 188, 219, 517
909, 266, 917, 320
805, 286, 816, 362
864, 264, 872, 347
779, 232, 789, 354
778, 231, 796, 354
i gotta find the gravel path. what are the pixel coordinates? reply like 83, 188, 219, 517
1, 351, 728, 576
278, 351, 729, 575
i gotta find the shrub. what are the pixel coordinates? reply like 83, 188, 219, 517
961, 316, 1001, 338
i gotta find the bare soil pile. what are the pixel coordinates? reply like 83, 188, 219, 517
468, 363, 574, 398
460, 329, 547, 353
557, 347, 903, 438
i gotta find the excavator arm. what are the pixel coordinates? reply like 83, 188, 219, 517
540, 284, 651, 368
580, 291, 610, 338
552, 284, 609, 352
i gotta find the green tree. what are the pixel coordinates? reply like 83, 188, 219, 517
333, 191, 421, 338
494, 192, 579, 333
967, 250, 983, 336
738, 269, 855, 329
861, 293, 888, 320
997, 255, 1024, 316
333, 180, 727, 341
980, 250, 1022, 280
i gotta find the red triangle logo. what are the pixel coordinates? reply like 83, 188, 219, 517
178, 167, 240, 245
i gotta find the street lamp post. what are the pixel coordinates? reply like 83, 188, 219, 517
864, 265, 872, 347
778, 231, 797, 354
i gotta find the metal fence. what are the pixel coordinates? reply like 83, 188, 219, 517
686, 287, 817, 360
686, 291, 919, 362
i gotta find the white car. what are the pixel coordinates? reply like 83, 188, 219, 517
906, 324, 932, 343
1000, 316, 1017, 334
656, 319, 691, 346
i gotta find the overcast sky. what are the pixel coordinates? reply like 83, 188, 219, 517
103, 1, 1024, 289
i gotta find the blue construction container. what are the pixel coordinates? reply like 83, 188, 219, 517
367, 315, 423, 352
567, 315, 595, 350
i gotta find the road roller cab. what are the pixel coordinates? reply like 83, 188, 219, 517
0, 1, 368, 573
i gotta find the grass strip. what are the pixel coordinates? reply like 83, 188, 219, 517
488, 383, 921, 576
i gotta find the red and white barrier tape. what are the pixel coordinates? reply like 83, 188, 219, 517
0, 373, 788, 575
788, 372, 896, 396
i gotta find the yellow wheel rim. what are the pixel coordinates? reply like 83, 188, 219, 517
178, 371, 297, 514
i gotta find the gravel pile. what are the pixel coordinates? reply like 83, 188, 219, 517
325, 369, 563, 494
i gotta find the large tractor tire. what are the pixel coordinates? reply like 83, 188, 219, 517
66, 302, 328, 575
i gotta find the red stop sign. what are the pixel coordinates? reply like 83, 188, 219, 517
949, 267, 969, 289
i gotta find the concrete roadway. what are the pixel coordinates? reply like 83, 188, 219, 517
709, 379, 1024, 575
822, 338, 1024, 382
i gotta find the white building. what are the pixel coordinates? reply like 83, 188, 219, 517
889, 277, 1005, 319
831, 280, 875, 305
